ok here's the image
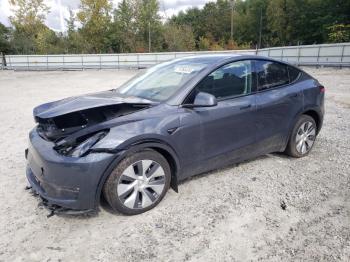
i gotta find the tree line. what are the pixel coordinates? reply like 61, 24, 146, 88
0, 0, 349, 55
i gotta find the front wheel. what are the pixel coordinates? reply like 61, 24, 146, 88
103, 149, 171, 215
285, 115, 317, 158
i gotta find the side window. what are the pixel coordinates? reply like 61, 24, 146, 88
196, 60, 252, 99
255, 60, 289, 90
288, 66, 301, 83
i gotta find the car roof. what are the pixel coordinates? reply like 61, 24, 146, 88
173, 53, 264, 63
173, 53, 293, 66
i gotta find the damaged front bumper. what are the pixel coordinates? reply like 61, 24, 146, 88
25, 128, 115, 212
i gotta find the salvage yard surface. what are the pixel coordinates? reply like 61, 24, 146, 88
0, 68, 349, 261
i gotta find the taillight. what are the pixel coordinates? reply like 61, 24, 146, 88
319, 86, 325, 93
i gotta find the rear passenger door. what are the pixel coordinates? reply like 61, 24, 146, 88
254, 60, 303, 153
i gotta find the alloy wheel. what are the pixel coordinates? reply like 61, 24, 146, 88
295, 121, 316, 155
117, 160, 166, 209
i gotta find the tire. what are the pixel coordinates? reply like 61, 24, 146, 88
103, 149, 171, 215
285, 114, 317, 158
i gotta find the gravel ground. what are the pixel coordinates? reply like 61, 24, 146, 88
0, 67, 349, 261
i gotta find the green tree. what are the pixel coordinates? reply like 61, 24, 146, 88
9, 0, 49, 30
266, 0, 350, 45
170, 7, 202, 38
328, 24, 350, 43
136, 0, 162, 52
198, 36, 210, 50
4, 0, 350, 54
77, 0, 113, 53
170, 0, 349, 48
163, 24, 196, 51
303, 0, 350, 44
113, 0, 138, 52
9, 0, 50, 53
64, 9, 85, 53
266, 0, 305, 45
36, 28, 66, 54
0, 23, 12, 53
232, 0, 268, 47
66, 9, 76, 36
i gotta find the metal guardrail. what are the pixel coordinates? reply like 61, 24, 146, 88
257, 43, 350, 67
2, 50, 254, 71
1, 43, 349, 70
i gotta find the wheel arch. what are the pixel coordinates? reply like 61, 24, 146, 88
148, 146, 179, 192
94, 139, 180, 210
302, 109, 321, 134
283, 108, 322, 152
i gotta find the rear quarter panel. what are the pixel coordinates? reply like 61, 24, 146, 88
301, 75, 325, 129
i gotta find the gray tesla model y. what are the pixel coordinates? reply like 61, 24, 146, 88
25, 55, 324, 215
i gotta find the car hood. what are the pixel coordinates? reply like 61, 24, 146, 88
33, 91, 156, 141
33, 90, 154, 119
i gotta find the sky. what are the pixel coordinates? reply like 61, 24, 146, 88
0, 0, 214, 32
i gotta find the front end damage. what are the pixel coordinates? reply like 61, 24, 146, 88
25, 92, 154, 216
35, 103, 150, 142
25, 185, 97, 218
25, 129, 116, 216
36, 103, 150, 157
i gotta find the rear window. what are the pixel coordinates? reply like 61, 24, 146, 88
255, 60, 289, 90
288, 66, 301, 83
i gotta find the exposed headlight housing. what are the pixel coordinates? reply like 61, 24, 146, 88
55, 131, 108, 157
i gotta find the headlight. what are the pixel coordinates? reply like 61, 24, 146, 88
55, 131, 107, 157
68, 131, 107, 157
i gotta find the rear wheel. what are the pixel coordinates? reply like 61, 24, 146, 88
285, 115, 317, 158
103, 149, 171, 215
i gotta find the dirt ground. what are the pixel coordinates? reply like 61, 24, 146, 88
0, 67, 349, 261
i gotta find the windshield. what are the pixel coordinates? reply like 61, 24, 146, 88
115, 58, 210, 101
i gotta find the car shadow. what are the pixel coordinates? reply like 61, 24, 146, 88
177, 152, 294, 185
58, 152, 295, 219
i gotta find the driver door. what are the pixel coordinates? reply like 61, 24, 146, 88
189, 60, 257, 173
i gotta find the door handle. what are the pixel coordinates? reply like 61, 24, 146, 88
240, 104, 252, 110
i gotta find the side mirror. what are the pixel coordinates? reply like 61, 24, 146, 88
182, 92, 217, 108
